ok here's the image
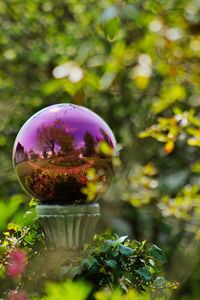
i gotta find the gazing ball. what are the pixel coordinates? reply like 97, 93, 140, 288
13, 104, 116, 204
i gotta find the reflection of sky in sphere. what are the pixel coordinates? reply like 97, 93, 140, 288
14, 104, 116, 154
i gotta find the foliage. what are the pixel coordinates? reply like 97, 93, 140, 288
34, 280, 92, 300
0, 226, 177, 299
0, 194, 25, 232
63, 232, 173, 292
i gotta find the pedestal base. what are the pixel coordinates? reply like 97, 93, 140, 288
36, 203, 100, 250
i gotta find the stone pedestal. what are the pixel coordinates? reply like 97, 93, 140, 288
36, 203, 100, 250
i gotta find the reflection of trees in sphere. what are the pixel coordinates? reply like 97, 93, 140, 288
13, 104, 116, 204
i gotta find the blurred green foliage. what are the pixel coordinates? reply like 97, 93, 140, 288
1, 0, 200, 298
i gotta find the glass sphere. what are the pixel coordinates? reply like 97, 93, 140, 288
13, 104, 116, 204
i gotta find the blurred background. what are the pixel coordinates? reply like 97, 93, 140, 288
1, 0, 200, 298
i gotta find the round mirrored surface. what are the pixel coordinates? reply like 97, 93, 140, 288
13, 104, 116, 204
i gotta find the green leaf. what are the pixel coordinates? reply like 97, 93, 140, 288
100, 7, 120, 40
0, 264, 6, 279
119, 244, 133, 257
98, 241, 112, 254
39, 280, 92, 300
135, 267, 152, 281
105, 259, 118, 270
149, 244, 166, 261
29, 198, 38, 207
24, 230, 37, 245
0, 194, 24, 231
81, 257, 98, 269
104, 18, 120, 40
110, 249, 119, 258
106, 239, 133, 256
116, 236, 128, 244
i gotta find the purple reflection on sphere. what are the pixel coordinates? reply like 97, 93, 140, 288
13, 104, 116, 204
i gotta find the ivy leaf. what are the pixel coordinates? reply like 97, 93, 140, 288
81, 257, 98, 269
24, 230, 37, 245
119, 244, 133, 257
98, 241, 112, 254
149, 244, 166, 261
105, 259, 118, 270
106, 239, 133, 256
116, 236, 128, 244
135, 267, 151, 281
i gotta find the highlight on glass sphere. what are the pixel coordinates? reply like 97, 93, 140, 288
13, 104, 116, 204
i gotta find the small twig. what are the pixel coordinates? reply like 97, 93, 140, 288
14, 227, 30, 246
107, 280, 113, 291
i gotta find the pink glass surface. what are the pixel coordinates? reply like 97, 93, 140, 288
13, 104, 116, 204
